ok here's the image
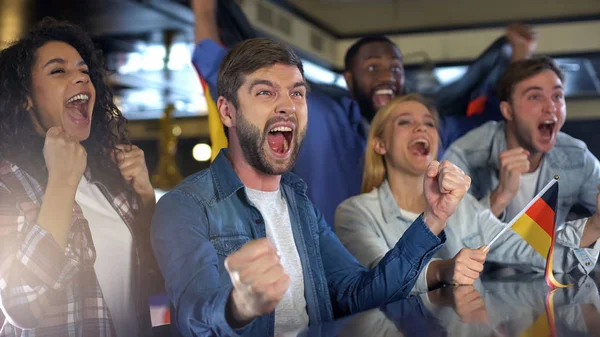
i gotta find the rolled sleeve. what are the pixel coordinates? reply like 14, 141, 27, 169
478, 192, 507, 221
411, 216, 446, 248
398, 216, 446, 282
0, 189, 80, 328
15, 225, 80, 289
555, 218, 600, 275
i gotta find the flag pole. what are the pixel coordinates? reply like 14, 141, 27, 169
483, 175, 559, 253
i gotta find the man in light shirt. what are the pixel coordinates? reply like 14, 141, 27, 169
443, 56, 600, 274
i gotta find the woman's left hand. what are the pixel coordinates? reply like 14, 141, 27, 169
115, 144, 155, 205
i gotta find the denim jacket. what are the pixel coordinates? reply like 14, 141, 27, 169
150, 150, 445, 337
443, 121, 600, 270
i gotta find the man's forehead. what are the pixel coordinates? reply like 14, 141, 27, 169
516, 70, 564, 91
358, 41, 402, 60
243, 63, 304, 84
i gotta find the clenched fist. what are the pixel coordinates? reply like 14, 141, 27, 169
44, 126, 87, 188
225, 239, 290, 327
490, 147, 530, 216
114, 144, 154, 203
506, 23, 537, 62
423, 160, 472, 234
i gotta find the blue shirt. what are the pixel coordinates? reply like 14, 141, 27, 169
150, 149, 445, 337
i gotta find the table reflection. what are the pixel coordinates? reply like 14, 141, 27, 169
295, 271, 600, 337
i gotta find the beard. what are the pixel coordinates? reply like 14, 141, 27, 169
236, 111, 306, 175
513, 124, 537, 153
351, 81, 377, 123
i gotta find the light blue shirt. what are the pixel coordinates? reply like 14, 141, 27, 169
443, 120, 600, 269
335, 180, 599, 294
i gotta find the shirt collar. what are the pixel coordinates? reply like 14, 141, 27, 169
210, 149, 307, 201
378, 179, 417, 223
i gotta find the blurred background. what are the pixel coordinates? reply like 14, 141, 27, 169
3, 0, 600, 193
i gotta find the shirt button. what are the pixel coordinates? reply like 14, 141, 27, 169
586, 262, 591, 266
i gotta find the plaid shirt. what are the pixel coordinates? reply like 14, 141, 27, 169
0, 159, 142, 337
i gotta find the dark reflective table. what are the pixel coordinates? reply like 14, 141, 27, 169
293, 269, 600, 337
151, 269, 600, 336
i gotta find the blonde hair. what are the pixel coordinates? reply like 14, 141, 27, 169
361, 93, 440, 193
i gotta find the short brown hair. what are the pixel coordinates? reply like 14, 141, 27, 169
496, 56, 565, 103
217, 37, 305, 108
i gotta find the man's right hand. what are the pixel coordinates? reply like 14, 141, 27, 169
43, 126, 87, 188
490, 147, 530, 216
224, 238, 290, 327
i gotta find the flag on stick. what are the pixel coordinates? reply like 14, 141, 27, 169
485, 175, 569, 288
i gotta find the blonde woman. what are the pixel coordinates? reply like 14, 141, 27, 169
335, 94, 599, 293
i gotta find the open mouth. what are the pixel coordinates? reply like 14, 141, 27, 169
65, 93, 91, 124
267, 125, 294, 156
538, 120, 556, 140
408, 139, 431, 156
372, 88, 396, 109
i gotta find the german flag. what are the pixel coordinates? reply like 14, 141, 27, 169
485, 176, 569, 289
510, 178, 568, 288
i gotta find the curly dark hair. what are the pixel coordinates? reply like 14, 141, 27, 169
0, 17, 130, 193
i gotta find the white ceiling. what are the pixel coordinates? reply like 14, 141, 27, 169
285, 0, 600, 35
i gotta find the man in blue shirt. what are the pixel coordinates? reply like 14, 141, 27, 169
151, 36, 474, 336
191, 0, 535, 226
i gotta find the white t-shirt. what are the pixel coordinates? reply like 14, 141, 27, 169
245, 188, 309, 336
504, 161, 543, 221
75, 177, 138, 337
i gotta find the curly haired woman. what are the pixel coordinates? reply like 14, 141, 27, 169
0, 18, 157, 337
